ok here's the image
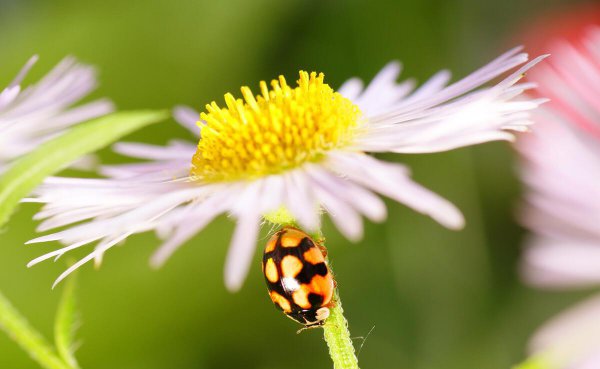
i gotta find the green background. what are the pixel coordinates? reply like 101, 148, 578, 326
0, 0, 592, 368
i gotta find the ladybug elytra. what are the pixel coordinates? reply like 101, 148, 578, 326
262, 226, 334, 328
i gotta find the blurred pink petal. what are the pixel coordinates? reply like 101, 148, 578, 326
518, 27, 600, 368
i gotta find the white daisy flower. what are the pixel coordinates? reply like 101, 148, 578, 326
26, 48, 546, 291
517, 28, 600, 368
0, 56, 114, 171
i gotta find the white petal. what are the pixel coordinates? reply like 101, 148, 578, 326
38, 99, 114, 131
223, 213, 261, 292
52, 253, 98, 289
27, 178, 213, 278
306, 164, 386, 222
52, 231, 133, 288
0, 56, 112, 166
100, 139, 195, 179
150, 189, 233, 267
305, 166, 364, 241
337, 77, 364, 101
8, 55, 38, 87
0, 85, 21, 111
282, 170, 320, 231
27, 236, 103, 267
259, 175, 287, 214
111, 141, 195, 160
356, 61, 402, 103
352, 50, 546, 155
397, 70, 451, 106
319, 191, 364, 241
350, 61, 417, 116
382, 130, 516, 153
173, 105, 202, 137
327, 152, 464, 229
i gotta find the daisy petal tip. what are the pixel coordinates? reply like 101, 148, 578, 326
148, 259, 161, 270
345, 228, 364, 243
20, 197, 39, 203
526, 54, 551, 69
26, 260, 37, 268
511, 45, 525, 54
451, 219, 466, 231
351, 234, 364, 243
172, 105, 195, 118
441, 211, 465, 231
372, 207, 388, 223
148, 253, 167, 269
93, 257, 103, 269
51, 274, 69, 289
36, 223, 54, 233
26, 256, 49, 268
224, 274, 243, 293
173, 104, 188, 112
385, 60, 402, 73
296, 218, 321, 234
25, 234, 57, 244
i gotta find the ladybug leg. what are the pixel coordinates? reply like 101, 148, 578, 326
296, 326, 309, 334
296, 321, 326, 334
317, 243, 328, 258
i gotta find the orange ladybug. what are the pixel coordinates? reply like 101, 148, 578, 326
262, 226, 334, 327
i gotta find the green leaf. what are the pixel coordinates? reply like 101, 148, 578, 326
0, 290, 70, 369
0, 110, 168, 228
54, 271, 80, 369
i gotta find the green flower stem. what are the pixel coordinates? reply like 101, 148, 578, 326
0, 290, 71, 369
323, 289, 360, 369
264, 209, 360, 369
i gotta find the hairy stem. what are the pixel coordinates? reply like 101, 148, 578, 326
0, 290, 70, 369
323, 289, 360, 369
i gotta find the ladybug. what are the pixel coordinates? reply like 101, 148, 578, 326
262, 226, 335, 328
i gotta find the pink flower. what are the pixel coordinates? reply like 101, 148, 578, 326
518, 27, 600, 367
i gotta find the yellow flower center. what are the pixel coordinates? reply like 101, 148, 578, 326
190, 71, 362, 182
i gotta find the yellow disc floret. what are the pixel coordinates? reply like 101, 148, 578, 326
190, 71, 362, 182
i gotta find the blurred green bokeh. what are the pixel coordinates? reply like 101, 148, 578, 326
0, 0, 591, 368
